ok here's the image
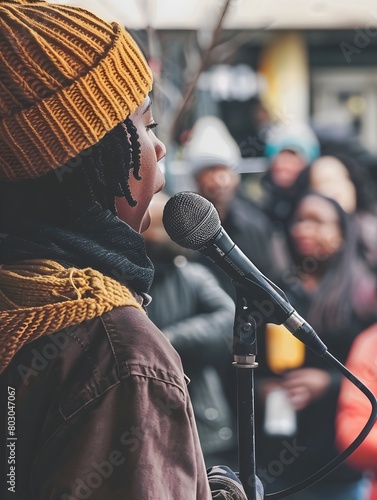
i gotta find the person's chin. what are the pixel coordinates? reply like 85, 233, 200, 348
140, 211, 151, 233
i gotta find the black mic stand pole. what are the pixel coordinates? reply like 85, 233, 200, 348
233, 284, 264, 500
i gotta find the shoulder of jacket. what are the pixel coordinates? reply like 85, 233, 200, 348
53, 306, 186, 420
100, 306, 186, 386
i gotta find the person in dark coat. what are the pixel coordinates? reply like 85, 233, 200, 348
144, 192, 238, 470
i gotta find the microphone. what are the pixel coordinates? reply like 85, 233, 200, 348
162, 191, 327, 356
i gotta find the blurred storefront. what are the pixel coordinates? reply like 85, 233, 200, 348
49, 0, 377, 186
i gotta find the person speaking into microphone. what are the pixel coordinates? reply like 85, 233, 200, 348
0, 2, 248, 499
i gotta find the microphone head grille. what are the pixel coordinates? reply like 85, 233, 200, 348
162, 191, 221, 249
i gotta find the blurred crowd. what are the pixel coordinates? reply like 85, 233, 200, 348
144, 108, 377, 499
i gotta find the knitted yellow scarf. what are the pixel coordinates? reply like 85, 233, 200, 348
0, 259, 143, 374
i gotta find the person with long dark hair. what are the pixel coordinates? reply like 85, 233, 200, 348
254, 191, 375, 499
308, 154, 377, 269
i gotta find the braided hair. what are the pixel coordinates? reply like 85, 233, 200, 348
0, 118, 143, 231
61, 117, 142, 215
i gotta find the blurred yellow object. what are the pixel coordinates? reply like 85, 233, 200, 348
266, 323, 305, 374
258, 31, 309, 123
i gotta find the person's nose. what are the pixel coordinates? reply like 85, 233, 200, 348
155, 136, 166, 162
211, 171, 232, 189
295, 219, 318, 236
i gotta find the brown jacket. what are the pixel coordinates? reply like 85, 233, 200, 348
0, 299, 245, 499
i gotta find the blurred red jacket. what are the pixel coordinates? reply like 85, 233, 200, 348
336, 324, 377, 500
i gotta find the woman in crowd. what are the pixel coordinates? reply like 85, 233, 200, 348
308, 154, 377, 269
254, 191, 375, 499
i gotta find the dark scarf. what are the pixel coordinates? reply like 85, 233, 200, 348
0, 202, 154, 294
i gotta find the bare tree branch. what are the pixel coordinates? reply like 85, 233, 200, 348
168, 0, 234, 142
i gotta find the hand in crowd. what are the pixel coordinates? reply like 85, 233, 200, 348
259, 368, 332, 411
281, 368, 331, 411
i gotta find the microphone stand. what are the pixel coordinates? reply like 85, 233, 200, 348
231, 283, 377, 500
233, 284, 264, 500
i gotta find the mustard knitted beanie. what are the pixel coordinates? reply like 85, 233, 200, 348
0, 0, 153, 181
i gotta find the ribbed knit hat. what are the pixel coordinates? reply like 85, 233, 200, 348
0, 0, 153, 181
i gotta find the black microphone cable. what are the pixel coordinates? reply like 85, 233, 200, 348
266, 350, 377, 499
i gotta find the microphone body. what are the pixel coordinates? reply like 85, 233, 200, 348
195, 226, 294, 323
162, 192, 327, 355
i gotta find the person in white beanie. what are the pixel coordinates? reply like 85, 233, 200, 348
182, 116, 278, 440
184, 115, 277, 298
